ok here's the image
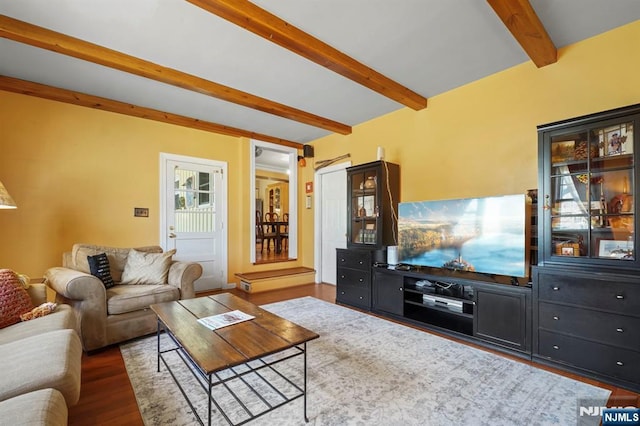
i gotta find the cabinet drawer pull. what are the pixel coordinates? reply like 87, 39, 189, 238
359, 261, 363, 265
340, 275, 345, 279
553, 316, 559, 321
399, 287, 403, 291
552, 286, 560, 291
552, 345, 559, 350
340, 291, 345, 295
359, 278, 363, 282
359, 296, 363, 300
616, 294, 624, 299
616, 361, 624, 366
340, 258, 345, 262
616, 328, 624, 333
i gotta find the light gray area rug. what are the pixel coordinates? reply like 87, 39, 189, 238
121, 297, 610, 425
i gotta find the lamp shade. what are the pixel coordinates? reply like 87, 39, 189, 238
0, 181, 17, 209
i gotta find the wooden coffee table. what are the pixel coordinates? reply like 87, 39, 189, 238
150, 293, 319, 426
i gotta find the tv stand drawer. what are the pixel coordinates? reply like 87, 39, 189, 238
337, 284, 370, 309
337, 248, 371, 271
537, 271, 640, 314
538, 302, 640, 351
538, 330, 640, 383
337, 267, 370, 288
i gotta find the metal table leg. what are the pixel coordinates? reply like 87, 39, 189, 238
304, 342, 309, 422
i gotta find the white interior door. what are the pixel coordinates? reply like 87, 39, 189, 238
315, 163, 350, 284
160, 154, 227, 292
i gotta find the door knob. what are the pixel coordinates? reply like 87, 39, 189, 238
169, 233, 177, 238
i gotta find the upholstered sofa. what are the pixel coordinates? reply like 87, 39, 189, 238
0, 281, 82, 426
45, 244, 202, 351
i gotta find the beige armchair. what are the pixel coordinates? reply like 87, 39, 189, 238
45, 244, 202, 351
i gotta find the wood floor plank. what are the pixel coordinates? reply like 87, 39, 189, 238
69, 346, 143, 425
68, 283, 638, 425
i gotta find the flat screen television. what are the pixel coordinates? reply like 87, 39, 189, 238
397, 194, 528, 278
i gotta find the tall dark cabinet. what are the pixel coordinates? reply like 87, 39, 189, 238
535, 103, 640, 392
336, 160, 400, 310
347, 161, 400, 248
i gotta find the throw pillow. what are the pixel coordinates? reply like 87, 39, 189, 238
120, 249, 177, 285
87, 253, 116, 289
20, 302, 57, 321
0, 269, 35, 329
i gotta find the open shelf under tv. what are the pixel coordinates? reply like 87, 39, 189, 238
371, 266, 532, 357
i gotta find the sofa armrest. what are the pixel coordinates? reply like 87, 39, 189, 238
167, 261, 202, 299
45, 267, 106, 302
44, 267, 108, 351
25, 283, 48, 306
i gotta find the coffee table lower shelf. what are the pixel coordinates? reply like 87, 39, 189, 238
156, 320, 310, 426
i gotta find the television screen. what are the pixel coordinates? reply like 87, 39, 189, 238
397, 194, 528, 277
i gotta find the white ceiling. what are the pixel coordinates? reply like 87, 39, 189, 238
1, 1, 639, 144
255, 146, 289, 172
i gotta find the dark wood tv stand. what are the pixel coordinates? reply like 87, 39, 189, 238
369, 266, 532, 358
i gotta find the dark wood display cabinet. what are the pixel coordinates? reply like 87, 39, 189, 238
535, 103, 640, 392
346, 160, 399, 249
337, 161, 400, 310
372, 267, 532, 358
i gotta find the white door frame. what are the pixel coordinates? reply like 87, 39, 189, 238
159, 152, 228, 287
314, 161, 351, 283
250, 139, 298, 263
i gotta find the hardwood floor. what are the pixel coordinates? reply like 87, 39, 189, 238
69, 283, 638, 425
254, 243, 291, 264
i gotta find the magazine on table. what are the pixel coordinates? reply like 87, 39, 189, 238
197, 310, 255, 330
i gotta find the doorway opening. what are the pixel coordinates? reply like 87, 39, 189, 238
250, 140, 298, 264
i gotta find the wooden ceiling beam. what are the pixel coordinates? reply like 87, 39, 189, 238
0, 75, 304, 149
0, 14, 350, 135
187, 0, 428, 110
487, 0, 557, 67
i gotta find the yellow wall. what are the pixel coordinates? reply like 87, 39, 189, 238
2, 20, 640, 281
0, 92, 249, 278
302, 20, 640, 258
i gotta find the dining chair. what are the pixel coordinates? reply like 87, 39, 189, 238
264, 212, 284, 252
265, 211, 279, 223
280, 213, 289, 250
264, 212, 279, 233
256, 210, 276, 252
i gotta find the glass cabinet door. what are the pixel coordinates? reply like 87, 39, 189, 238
346, 160, 399, 249
547, 120, 634, 261
350, 168, 379, 246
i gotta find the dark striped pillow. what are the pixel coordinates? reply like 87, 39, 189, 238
87, 253, 115, 289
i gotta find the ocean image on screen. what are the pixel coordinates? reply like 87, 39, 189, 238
398, 194, 527, 277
